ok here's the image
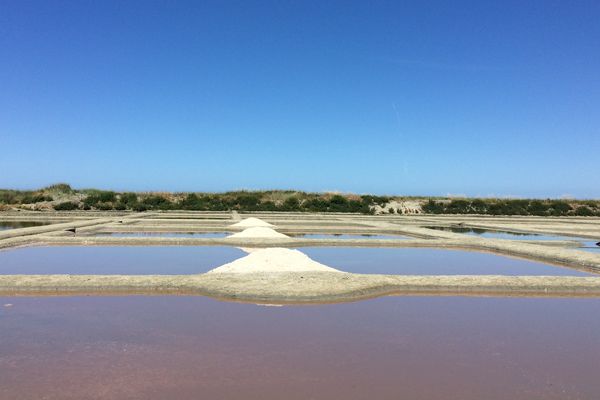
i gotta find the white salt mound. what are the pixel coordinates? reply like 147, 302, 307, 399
208, 248, 341, 274
237, 247, 262, 253
227, 227, 289, 239
229, 217, 275, 228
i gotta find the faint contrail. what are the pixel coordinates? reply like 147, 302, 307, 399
392, 102, 403, 138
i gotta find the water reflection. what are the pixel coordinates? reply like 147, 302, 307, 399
0, 221, 56, 230
290, 233, 407, 240
93, 232, 229, 238
1, 296, 599, 399
302, 247, 593, 276
0, 246, 592, 276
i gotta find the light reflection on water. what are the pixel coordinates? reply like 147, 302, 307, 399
0, 246, 592, 276
0, 295, 599, 400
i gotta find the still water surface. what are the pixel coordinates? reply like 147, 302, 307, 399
301, 247, 592, 276
291, 233, 407, 240
427, 226, 600, 253
0, 221, 56, 230
93, 232, 230, 238
0, 296, 599, 400
0, 246, 592, 276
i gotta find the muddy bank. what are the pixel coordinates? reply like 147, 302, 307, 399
1, 273, 600, 302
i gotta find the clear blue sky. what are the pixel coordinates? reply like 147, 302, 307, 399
1, 1, 599, 197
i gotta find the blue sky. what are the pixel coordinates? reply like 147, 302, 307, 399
1, 1, 599, 197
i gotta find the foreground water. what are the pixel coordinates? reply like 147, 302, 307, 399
0, 296, 599, 400
0, 246, 593, 276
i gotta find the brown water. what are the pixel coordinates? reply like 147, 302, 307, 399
0, 221, 56, 230
291, 233, 408, 239
92, 232, 230, 238
0, 246, 592, 276
1, 296, 599, 399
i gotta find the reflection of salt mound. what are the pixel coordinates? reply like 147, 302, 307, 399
229, 217, 274, 228
208, 248, 341, 273
237, 247, 262, 253
227, 227, 289, 239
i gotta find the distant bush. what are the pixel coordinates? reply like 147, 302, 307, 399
21, 194, 53, 203
282, 197, 300, 211
133, 204, 148, 212
81, 191, 117, 210
119, 192, 138, 205
575, 206, 594, 216
44, 183, 73, 193
95, 202, 114, 211
422, 200, 444, 214
234, 194, 261, 209
140, 195, 172, 210
0, 191, 17, 204
53, 202, 78, 211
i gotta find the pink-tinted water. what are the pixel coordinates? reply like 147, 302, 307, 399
1, 296, 599, 399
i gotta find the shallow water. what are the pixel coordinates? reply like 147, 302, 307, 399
301, 247, 593, 276
0, 246, 592, 276
290, 233, 407, 240
580, 241, 600, 252
93, 232, 229, 238
1, 296, 599, 400
0, 221, 56, 230
426, 226, 595, 242
0, 246, 244, 274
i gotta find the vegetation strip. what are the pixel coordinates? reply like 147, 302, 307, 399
3, 183, 600, 216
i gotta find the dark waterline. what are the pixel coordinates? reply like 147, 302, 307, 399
426, 226, 595, 242
92, 232, 230, 238
0, 246, 592, 276
1, 296, 599, 400
0, 221, 56, 230
290, 233, 408, 240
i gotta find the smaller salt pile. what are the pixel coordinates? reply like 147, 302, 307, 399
226, 227, 289, 239
208, 248, 341, 274
229, 217, 275, 229
237, 247, 262, 253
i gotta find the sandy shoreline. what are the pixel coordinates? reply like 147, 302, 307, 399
2, 273, 600, 303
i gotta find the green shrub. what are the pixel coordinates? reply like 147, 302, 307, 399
422, 200, 444, 214
21, 194, 53, 204
575, 206, 594, 216
527, 200, 549, 216
44, 183, 73, 193
119, 192, 138, 204
282, 197, 300, 211
139, 195, 172, 210
95, 202, 114, 211
53, 202, 78, 211
133, 204, 148, 212
0, 191, 17, 204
